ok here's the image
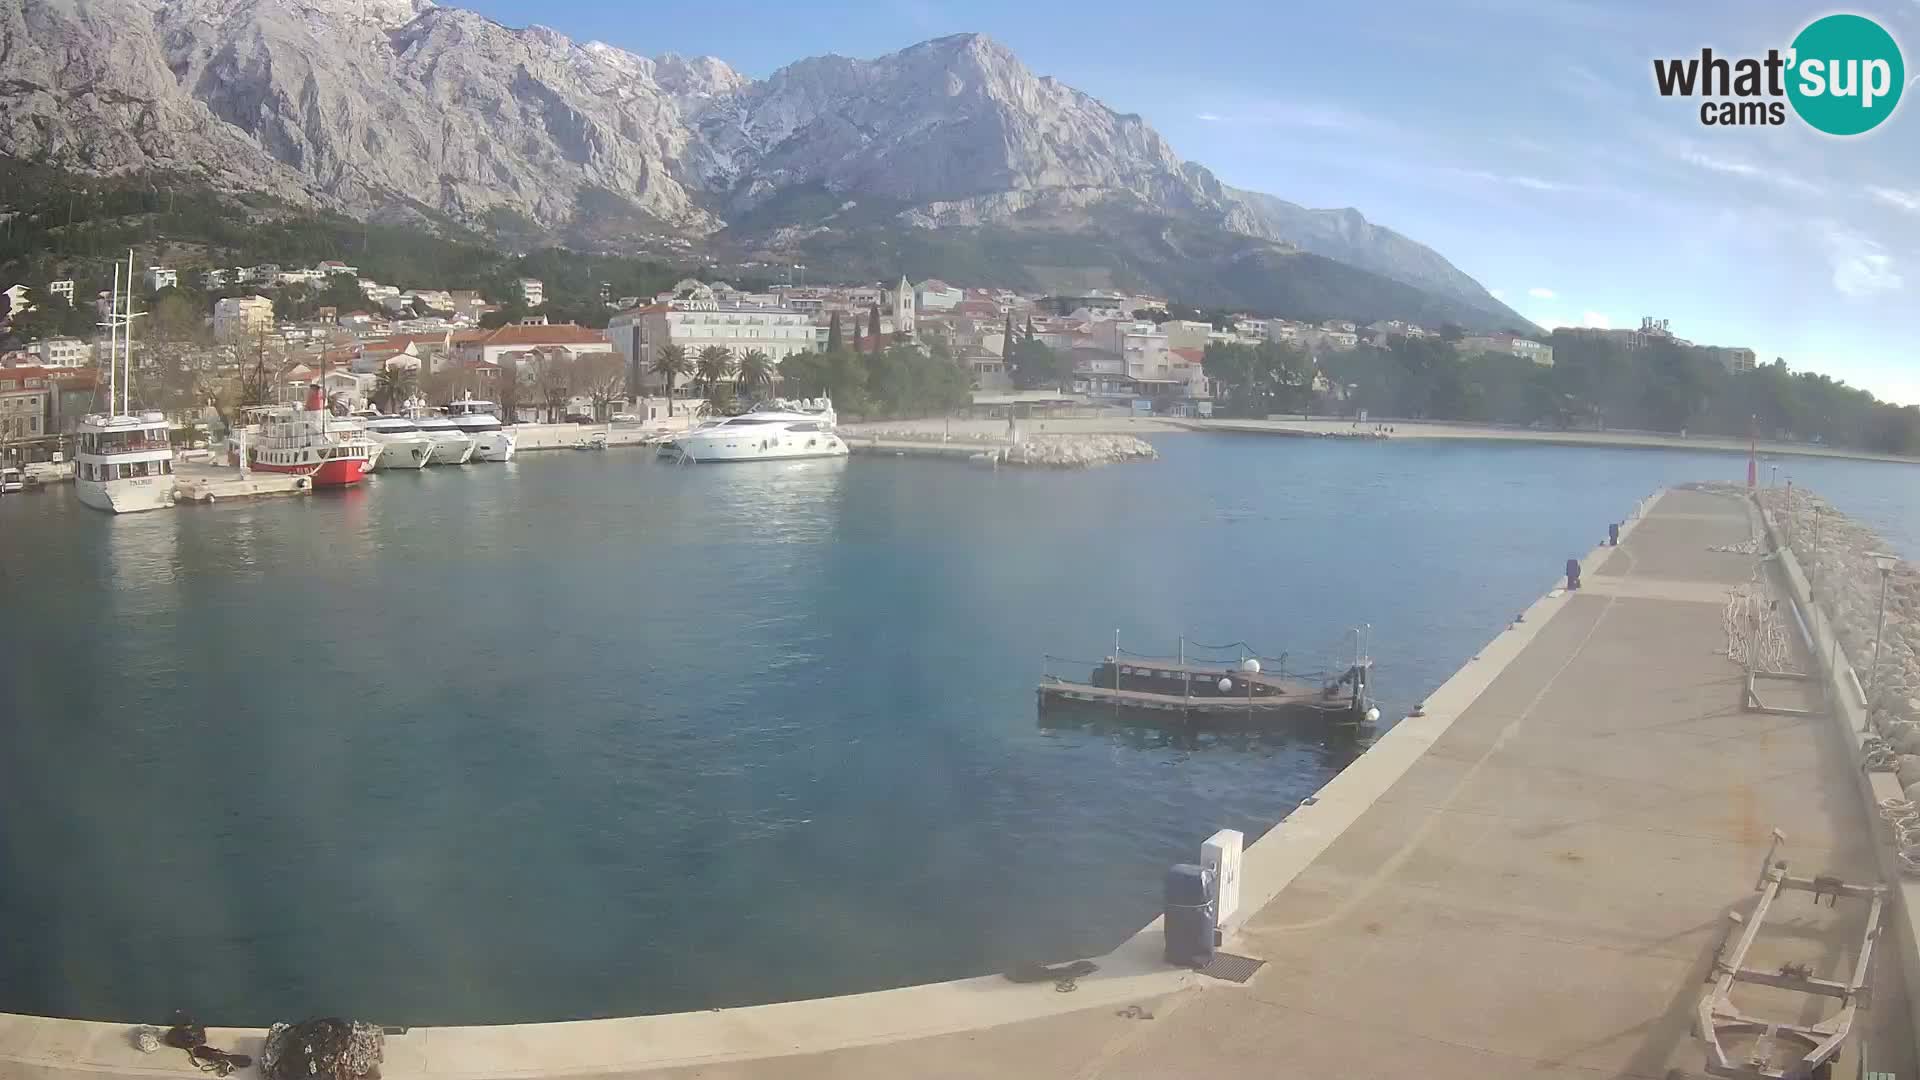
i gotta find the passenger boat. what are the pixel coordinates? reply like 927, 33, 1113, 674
76, 253, 177, 514
242, 385, 376, 487
661, 398, 846, 463
76, 412, 176, 513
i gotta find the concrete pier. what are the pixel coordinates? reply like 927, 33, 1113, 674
3, 487, 1912, 1078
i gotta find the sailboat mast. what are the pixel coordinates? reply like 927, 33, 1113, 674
124, 250, 135, 416
106, 263, 120, 415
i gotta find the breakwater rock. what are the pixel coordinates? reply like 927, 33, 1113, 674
856, 430, 1159, 467
1757, 486, 1920, 722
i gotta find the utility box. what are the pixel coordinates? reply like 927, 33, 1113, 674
1202, 829, 1244, 925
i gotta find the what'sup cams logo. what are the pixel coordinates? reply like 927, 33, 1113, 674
1653, 13, 1904, 135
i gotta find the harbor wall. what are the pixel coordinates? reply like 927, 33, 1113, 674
1752, 492, 1920, 1058
0, 491, 1667, 1079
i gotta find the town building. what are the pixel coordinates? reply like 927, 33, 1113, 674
214, 296, 277, 342
606, 286, 814, 396
891, 275, 916, 337
914, 280, 964, 312
3, 283, 33, 316
1456, 334, 1553, 366
48, 280, 74, 304
1704, 346, 1758, 374
0, 367, 51, 442
517, 278, 545, 307
452, 322, 612, 368
143, 267, 177, 292
34, 338, 90, 368
1163, 320, 1212, 351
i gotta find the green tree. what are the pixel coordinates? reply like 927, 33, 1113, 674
694, 344, 735, 395
149, 294, 203, 344
1007, 336, 1068, 391
825, 312, 843, 353
735, 348, 774, 400
649, 343, 691, 416
867, 303, 882, 343
372, 365, 418, 413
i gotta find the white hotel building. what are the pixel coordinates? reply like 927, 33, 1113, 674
607, 288, 816, 398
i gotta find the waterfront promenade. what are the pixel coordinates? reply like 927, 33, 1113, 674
2, 486, 1909, 1078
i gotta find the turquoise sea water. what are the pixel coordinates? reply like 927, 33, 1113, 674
0, 434, 1913, 1025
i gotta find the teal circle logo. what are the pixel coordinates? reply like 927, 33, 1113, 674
1787, 14, 1904, 135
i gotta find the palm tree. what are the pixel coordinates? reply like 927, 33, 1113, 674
695, 345, 736, 396
373, 364, 417, 413
735, 348, 773, 400
650, 343, 692, 417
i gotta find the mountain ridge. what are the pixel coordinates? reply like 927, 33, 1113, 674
0, 5, 1531, 329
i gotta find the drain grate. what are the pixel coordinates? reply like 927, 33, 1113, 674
1196, 952, 1266, 984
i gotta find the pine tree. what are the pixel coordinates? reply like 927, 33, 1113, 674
1024, 315, 1037, 341
826, 311, 842, 353
1001, 315, 1014, 358
867, 303, 882, 349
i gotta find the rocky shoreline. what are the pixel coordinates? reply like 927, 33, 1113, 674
1756, 487, 1918, 725
855, 428, 1159, 468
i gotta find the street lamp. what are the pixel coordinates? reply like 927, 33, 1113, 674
1870, 551, 1898, 697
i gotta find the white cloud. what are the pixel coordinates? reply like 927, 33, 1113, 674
1677, 149, 1820, 194
1443, 167, 1571, 192
1528, 287, 1556, 299
1868, 186, 1920, 213
1581, 311, 1610, 329
1826, 228, 1903, 297
1195, 112, 1222, 123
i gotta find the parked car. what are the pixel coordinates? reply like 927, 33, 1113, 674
564, 413, 597, 424
610, 413, 640, 425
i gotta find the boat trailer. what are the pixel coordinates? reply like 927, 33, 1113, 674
1698, 829, 1886, 1080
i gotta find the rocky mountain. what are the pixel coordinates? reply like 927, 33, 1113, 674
0, 0, 1528, 328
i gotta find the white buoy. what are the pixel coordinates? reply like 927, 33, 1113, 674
1239, 657, 1261, 674
1218, 677, 1233, 692
1366, 706, 1381, 723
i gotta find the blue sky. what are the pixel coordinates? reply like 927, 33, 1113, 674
456, 0, 1920, 404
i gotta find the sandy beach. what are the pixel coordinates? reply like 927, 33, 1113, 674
842, 414, 1920, 464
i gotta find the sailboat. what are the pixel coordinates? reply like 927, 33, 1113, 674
75, 252, 176, 513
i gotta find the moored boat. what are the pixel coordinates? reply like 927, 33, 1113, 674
242, 386, 376, 487
76, 252, 177, 514
661, 398, 846, 463
445, 397, 516, 462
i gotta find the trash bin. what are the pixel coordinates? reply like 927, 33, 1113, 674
1164, 863, 1216, 967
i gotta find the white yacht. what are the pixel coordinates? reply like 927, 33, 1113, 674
664, 398, 846, 463
361, 415, 435, 469
76, 253, 176, 513
403, 403, 475, 465
444, 398, 516, 462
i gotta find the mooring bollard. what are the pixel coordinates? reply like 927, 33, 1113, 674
1565, 558, 1582, 591
1608, 523, 1620, 546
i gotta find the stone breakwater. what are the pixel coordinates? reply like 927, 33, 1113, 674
857, 430, 1159, 468
1757, 487, 1920, 722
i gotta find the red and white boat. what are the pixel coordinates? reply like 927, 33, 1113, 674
241, 385, 377, 487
